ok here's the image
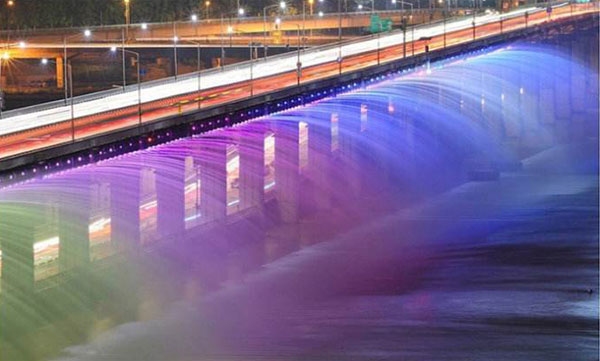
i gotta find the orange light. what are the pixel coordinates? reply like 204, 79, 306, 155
7, 0, 14, 6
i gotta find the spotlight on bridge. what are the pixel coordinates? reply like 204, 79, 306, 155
318, 10, 324, 16
358, 4, 363, 10
280, 1, 286, 9
173, 35, 179, 42
2, 52, 9, 60
41, 58, 48, 65
275, 17, 282, 25
238, 8, 245, 16
110, 46, 117, 52
18, 41, 26, 48
141, 23, 148, 30
191, 14, 198, 22
84, 29, 92, 37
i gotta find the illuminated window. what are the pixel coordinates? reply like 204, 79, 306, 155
184, 156, 201, 228
89, 183, 112, 261
34, 236, 60, 282
299, 122, 309, 171
264, 132, 276, 192
140, 168, 158, 245
226, 144, 241, 215
361, 104, 368, 132
331, 113, 339, 152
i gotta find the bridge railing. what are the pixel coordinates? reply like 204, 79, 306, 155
0, 8, 454, 39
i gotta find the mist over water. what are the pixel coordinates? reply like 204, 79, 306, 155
0, 27, 598, 361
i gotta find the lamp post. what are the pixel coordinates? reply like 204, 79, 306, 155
124, 0, 131, 39
110, 47, 142, 127
233, 27, 256, 95
263, 2, 286, 59
173, 22, 179, 78
39, 58, 74, 139
121, 28, 126, 90
63, 29, 92, 105
0, 53, 7, 118
338, 0, 342, 75
295, 24, 302, 86
205, 0, 211, 18
178, 38, 203, 107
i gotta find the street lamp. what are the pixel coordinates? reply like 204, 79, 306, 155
178, 38, 203, 106
231, 27, 256, 96
263, 1, 287, 58
62, 29, 91, 105
124, 0, 131, 38
0, 53, 8, 118
40, 58, 75, 141
205, 0, 211, 18
173, 35, 179, 78
110, 47, 142, 127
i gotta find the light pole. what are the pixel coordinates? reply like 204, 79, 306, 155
124, 0, 131, 39
233, 27, 256, 95
338, 0, 342, 75
191, 13, 199, 37
0, 53, 7, 118
263, 1, 286, 59
110, 47, 142, 127
63, 29, 92, 105
205, 0, 211, 18
121, 28, 126, 90
173, 22, 179, 78
178, 38, 203, 107
39, 57, 74, 138
295, 24, 302, 86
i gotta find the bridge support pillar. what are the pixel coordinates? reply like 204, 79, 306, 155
200, 142, 227, 223
307, 108, 334, 210
110, 166, 141, 251
240, 125, 267, 211
274, 120, 300, 223
0, 202, 41, 350
58, 177, 91, 272
156, 157, 186, 238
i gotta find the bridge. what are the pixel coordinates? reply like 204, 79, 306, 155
0, 2, 597, 181
1, 9, 449, 48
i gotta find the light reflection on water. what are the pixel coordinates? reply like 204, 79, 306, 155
0, 28, 598, 361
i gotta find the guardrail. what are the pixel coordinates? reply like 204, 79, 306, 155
0, 8, 461, 38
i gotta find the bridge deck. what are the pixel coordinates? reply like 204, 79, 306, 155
0, 3, 597, 165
